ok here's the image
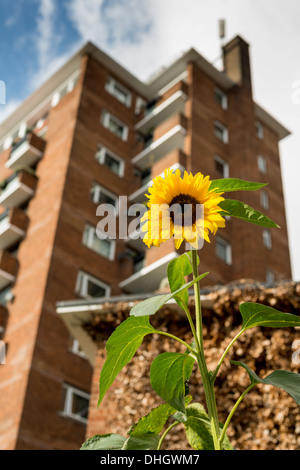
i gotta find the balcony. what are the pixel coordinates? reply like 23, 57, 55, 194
0, 170, 37, 208
132, 123, 187, 171
135, 89, 188, 135
0, 251, 19, 291
0, 208, 29, 251
119, 251, 178, 294
129, 161, 186, 204
6, 132, 46, 170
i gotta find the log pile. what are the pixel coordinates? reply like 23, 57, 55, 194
84, 280, 300, 450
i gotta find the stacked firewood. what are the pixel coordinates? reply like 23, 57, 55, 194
84, 280, 300, 450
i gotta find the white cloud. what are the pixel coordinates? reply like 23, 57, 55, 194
67, 0, 107, 44
31, 0, 80, 89
5, 0, 24, 28
66, 0, 157, 79
31, 0, 77, 89
36, 0, 56, 69
67, 0, 151, 45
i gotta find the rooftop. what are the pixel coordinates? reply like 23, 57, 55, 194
0, 38, 291, 145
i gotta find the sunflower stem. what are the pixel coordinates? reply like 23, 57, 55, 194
157, 421, 180, 450
218, 383, 255, 448
191, 249, 221, 450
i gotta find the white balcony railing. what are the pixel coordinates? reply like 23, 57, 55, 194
135, 90, 188, 134
6, 134, 45, 170
0, 212, 26, 251
132, 125, 187, 171
0, 173, 35, 208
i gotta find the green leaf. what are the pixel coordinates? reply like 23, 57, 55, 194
98, 316, 157, 406
80, 433, 126, 450
130, 272, 209, 317
240, 303, 300, 331
171, 411, 187, 423
129, 402, 176, 436
185, 340, 197, 354
167, 252, 195, 307
184, 404, 233, 450
128, 397, 194, 438
210, 178, 267, 193
170, 395, 193, 423
184, 403, 214, 450
231, 361, 300, 405
150, 352, 195, 413
122, 433, 160, 450
219, 199, 280, 228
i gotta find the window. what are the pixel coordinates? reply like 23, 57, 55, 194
215, 156, 229, 178
62, 384, 90, 424
59, 84, 69, 100
256, 121, 264, 140
38, 126, 48, 138
214, 87, 228, 110
70, 74, 79, 90
82, 224, 115, 260
52, 85, 67, 107
75, 270, 110, 299
257, 155, 267, 174
263, 229, 272, 249
216, 237, 232, 265
260, 191, 269, 210
95, 146, 124, 177
71, 339, 88, 359
101, 111, 128, 141
214, 121, 229, 143
51, 71, 80, 107
266, 269, 275, 285
105, 76, 132, 107
135, 96, 147, 115
90, 183, 118, 211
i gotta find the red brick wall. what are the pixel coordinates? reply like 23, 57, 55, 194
0, 55, 90, 450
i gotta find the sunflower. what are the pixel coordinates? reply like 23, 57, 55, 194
141, 168, 226, 249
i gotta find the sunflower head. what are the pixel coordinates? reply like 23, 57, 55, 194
141, 168, 226, 250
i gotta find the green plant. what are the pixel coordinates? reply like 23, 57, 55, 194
81, 173, 300, 451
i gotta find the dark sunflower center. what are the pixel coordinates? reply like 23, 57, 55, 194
169, 193, 201, 226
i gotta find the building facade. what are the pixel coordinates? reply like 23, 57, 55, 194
0, 36, 292, 449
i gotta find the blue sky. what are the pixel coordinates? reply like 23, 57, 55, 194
0, 0, 300, 279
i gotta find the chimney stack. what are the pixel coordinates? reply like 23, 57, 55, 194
222, 35, 252, 94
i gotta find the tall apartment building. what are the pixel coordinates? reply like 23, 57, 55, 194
0, 35, 291, 450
